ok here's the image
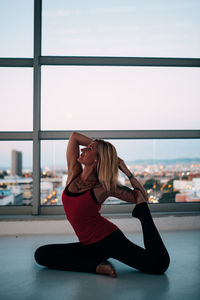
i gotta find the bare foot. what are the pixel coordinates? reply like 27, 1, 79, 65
96, 261, 117, 278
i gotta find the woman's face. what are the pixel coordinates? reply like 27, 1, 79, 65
77, 141, 99, 166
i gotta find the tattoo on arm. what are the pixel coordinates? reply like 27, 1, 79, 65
114, 185, 137, 203
120, 185, 133, 195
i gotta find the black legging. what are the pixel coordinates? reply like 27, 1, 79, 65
34, 203, 170, 275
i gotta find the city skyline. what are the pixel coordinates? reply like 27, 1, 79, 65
1, 151, 200, 206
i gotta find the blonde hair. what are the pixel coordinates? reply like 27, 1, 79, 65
96, 140, 119, 191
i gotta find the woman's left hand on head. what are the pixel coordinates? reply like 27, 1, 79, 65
118, 157, 128, 174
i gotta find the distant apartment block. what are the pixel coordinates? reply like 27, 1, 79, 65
174, 178, 200, 202
11, 150, 22, 176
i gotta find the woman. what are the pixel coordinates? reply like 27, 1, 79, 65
35, 132, 170, 277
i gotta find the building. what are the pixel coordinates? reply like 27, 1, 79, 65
173, 179, 192, 193
11, 150, 22, 176
0, 176, 33, 205
175, 178, 200, 202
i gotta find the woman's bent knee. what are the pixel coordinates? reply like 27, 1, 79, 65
145, 251, 170, 275
154, 252, 170, 274
34, 246, 47, 266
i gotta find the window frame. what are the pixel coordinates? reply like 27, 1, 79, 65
0, 0, 200, 215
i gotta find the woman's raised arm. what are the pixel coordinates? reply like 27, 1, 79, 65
118, 158, 148, 201
109, 158, 148, 204
67, 132, 93, 178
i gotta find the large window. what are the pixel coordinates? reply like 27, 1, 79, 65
40, 139, 200, 206
42, 0, 200, 57
0, 0, 199, 215
0, 141, 33, 206
41, 66, 200, 131
0, 68, 33, 131
0, 0, 34, 58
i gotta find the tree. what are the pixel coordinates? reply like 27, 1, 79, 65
144, 178, 161, 190
159, 191, 178, 203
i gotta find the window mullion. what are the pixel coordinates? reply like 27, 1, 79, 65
32, 0, 42, 215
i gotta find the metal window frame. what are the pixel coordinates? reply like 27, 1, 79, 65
0, 0, 200, 215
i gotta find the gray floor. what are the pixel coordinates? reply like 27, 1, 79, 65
0, 231, 200, 300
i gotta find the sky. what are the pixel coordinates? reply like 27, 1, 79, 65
0, 0, 200, 168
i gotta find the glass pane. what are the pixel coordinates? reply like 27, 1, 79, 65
0, 0, 33, 57
41, 66, 200, 130
0, 68, 33, 131
42, 0, 200, 57
110, 139, 200, 204
40, 139, 200, 206
0, 141, 33, 206
40, 140, 68, 206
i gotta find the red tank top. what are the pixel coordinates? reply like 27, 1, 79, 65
62, 177, 118, 245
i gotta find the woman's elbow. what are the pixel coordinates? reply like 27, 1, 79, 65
70, 132, 78, 138
133, 189, 148, 203
132, 189, 140, 203
69, 132, 79, 142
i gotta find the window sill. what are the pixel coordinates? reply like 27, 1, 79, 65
0, 212, 200, 236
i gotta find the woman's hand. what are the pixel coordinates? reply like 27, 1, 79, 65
118, 157, 148, 202
118, 157, 131, 177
